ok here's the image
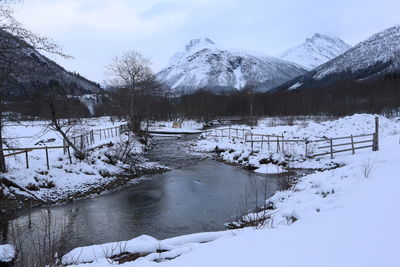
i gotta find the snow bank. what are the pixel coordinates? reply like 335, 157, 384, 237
0, 244, 15, 263
62, 231, 233, 265
1, 117, 168, 204
191, 114, 400, 171
254, 163, 287, 174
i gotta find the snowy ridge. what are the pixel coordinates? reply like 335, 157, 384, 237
279, 33, 351, 70
157, 38, 306, 93
312, 25, 400, 80
278, 25, 400, 91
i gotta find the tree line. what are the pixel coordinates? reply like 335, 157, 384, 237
91, 74, 400, 121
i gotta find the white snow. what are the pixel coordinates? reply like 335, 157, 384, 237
0, 244, 15, 262
254, 163, 287, 174
157, 38, 306, 93
288, 81, 302, 90
279, 33, 351, 70
308, 25, 400, 81
1, 117, 168, 203
192, 114, 400, 170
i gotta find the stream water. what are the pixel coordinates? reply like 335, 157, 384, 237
1, 135, 297, 253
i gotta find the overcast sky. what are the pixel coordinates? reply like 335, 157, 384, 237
13, 0, 400, 84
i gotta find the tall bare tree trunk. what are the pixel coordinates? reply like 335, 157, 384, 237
0, 113, 6, 173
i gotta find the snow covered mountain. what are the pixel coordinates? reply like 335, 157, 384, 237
157, 38, 306, 93
276, 25, 400, 91
279, 33, 351, 70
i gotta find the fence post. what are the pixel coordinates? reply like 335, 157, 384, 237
373, 117, 379, 151
351, 135, 355, 154
229, 127, 231, 138
80, 135, 84, 150
63, 139, 66, 155
251, 132, 254, 152
45, 147, 50, 170
261, 135, 264, 149
281, 135, 284, 154
242, 129, 245, 139
277, 136, 280, 153
25, 150, 29, 169
268, 135, 270, 150
305, 140, 308, 157
236, 129, 239, 138
330, 139, 334, 159
67, 146, 72, 164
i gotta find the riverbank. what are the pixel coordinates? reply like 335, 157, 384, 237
61, 114, 400, 266
190, 114, 400, 172
0, 117, 170, 213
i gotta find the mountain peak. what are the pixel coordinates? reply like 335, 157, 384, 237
279, 33, 351, 70
279, 24, 400, 92
307, 33, 342, 44
157, 38, 306, 93
185, 38, 215, 52
311, 33, 332, 39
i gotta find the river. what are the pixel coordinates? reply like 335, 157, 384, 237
2, 135, 295, 254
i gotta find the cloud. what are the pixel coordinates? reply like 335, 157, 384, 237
14, 0, 190, 35
10, 0, 400, 84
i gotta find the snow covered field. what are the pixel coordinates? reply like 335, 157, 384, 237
192, 114, 400, 171
0, 117, 168, 205
60, 114, 400, 267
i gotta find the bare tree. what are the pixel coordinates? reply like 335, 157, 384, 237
105, 51, 161, 134
243, 81, 257, 126
46, 96, 86, 159
0, 0, 68, 172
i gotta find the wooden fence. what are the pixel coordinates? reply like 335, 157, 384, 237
244, 133, 378, 158
204, 127, 251, 139
3, 146, 72, 170
312, 134, 377, 158
4, 124, 130, 170
228, 117, 380, 158
68, 124, 129, 150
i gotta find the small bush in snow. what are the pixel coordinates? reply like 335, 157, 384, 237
360, 158, 375, 179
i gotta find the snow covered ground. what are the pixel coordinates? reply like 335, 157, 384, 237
0, 244, 15, 264
0, 117, 168, 205
192, 114, 400, 171
61, 114, 400, 267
